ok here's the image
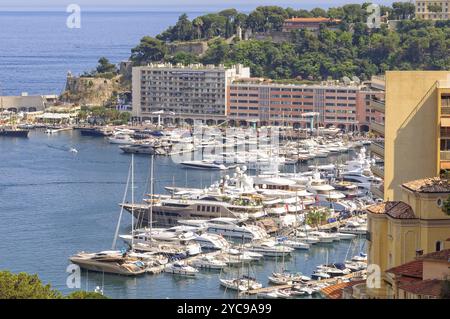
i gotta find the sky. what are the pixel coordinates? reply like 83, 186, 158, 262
0, 0, 405, 11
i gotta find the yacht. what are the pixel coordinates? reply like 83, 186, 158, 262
307, 173, 346, 201
0, 127, 29, 138
164, 261, 199, 277
268, 272, 311, 285
247, 240, 294, 257
220, 277, 262, 292
120, 143, 157, 155
193, 232, 231, 250
123, 195, 264, 227
108, 133, 135, 145
308, 231, 339, 243
180, 160, 227, 170
276, 236, 310, 250
339, 221, 367, 235
190, 255, 227, 270
69, 251, 150, 276
204, 218, 268, 240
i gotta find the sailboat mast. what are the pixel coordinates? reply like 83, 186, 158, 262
150, 155, 154, 236
131, 154, 135, 250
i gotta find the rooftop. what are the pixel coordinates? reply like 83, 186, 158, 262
398, 279, 443, 298
320, 280, 365, 299
386, 260, 423, 279
402, 177, 450, 193
420, 249, 450, 262
366, 201, 417, 219
284, 17, 342, 23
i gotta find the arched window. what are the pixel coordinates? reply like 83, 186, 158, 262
436, 241, 442, 252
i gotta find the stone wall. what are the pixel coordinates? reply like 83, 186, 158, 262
61, 74, 123, 107
168, 41, 209, 56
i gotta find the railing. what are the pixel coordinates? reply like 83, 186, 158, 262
371, 164, 385, 178
441, 107, 450, 116
370, 98, 385, 113
440, 151, 450, 161
370, 121, 385, 135
370, 142, 384, 157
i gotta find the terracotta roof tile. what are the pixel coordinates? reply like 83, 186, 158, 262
321, 280, 365, 299
386, 260, 423, 279
366, 201, 416, 219
398, 279, 443, 297
420, 249, 450, 261
402, 177, 450, 193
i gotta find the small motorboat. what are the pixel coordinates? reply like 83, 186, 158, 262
190, 256, 227, 270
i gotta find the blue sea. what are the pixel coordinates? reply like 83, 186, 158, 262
0, 11, 204, 96
0, 11, 366, 299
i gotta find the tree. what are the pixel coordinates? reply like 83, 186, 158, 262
96, 57, 116, 74
66, 291, 108, 299
201, 39, 231, 65
428, 3, 443, 13
0, 271, 61, 299
392, 2, 415, 19
442, 194, 450, 216
131, 37, 168, 65
168, 51, 199, 65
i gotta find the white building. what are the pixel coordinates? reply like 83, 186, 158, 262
132, 63, 250, 123
0, 94, 55, 113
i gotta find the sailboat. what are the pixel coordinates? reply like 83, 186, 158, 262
69, 155, 166, 276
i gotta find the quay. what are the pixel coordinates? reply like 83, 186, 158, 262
244, 270, 367, 296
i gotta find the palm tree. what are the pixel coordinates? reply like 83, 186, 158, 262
192, 17, 204, 40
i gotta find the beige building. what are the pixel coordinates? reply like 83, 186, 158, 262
0, 94, 54, 113
366, 177, 450, 298
381, 71, 450, 201
415, 1, 450, 20
131, 63, 250, 123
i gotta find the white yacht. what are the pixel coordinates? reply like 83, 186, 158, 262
247, 240, 294, 257
107, 133, 135, 145
165, 261, 199, 277
184, 218, 268, 240
190, 256, 227, 270
193, 232, 231, 250
307, 173, 346, 201
180, 160, 227, 170
220, 277, 262, 292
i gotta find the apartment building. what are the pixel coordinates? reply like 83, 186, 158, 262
415, 0, 450, 20
132, 63, 250, 123
227, 78, 383, 131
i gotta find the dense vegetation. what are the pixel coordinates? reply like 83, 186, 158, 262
0, 271, 107, 299
129, 3, 449, 81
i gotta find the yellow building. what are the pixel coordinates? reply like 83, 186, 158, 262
382, 71, 450, 201
415, 1, 450, 20
366, 177, 450, 298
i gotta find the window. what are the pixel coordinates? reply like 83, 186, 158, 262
436, 241, 442, 252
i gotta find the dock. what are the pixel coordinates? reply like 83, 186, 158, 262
245, 270, 366, 295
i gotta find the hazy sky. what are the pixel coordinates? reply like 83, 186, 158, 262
0, 0, 402, 11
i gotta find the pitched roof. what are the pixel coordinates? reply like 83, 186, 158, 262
420, 249, 450, 262
320, 280, 365, 299
284, 17, 342, 23
366, 201, 416, 219
398, 279, 443, 297
402, 177, 450, 193
386, 260, 423, 279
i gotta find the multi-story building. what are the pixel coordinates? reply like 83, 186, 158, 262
365, 177, 450, 298
415, 0, 450, 20
227, 78, 382, 131
131, 63, 250, 123
381, 71, 450, 201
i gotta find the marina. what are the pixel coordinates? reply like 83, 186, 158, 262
0, 128, 371, 298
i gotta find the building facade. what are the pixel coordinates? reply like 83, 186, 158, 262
227, 79, 382, 131
415, 0, 450, 20
131, 63, 250, 123
380, 71, 450, 201
366, 177, 450, 298
0, 94, 54, 113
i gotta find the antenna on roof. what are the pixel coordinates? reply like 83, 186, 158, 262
342, 76, 351, 85
352, 76, 361, 84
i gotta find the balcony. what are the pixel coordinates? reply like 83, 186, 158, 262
370, 141, 384, 158
371, 164, 384, 178
441, 107, 450, 118
370, 121, 385, 135
370, 183, 384, 200
370, 98, 385, 113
